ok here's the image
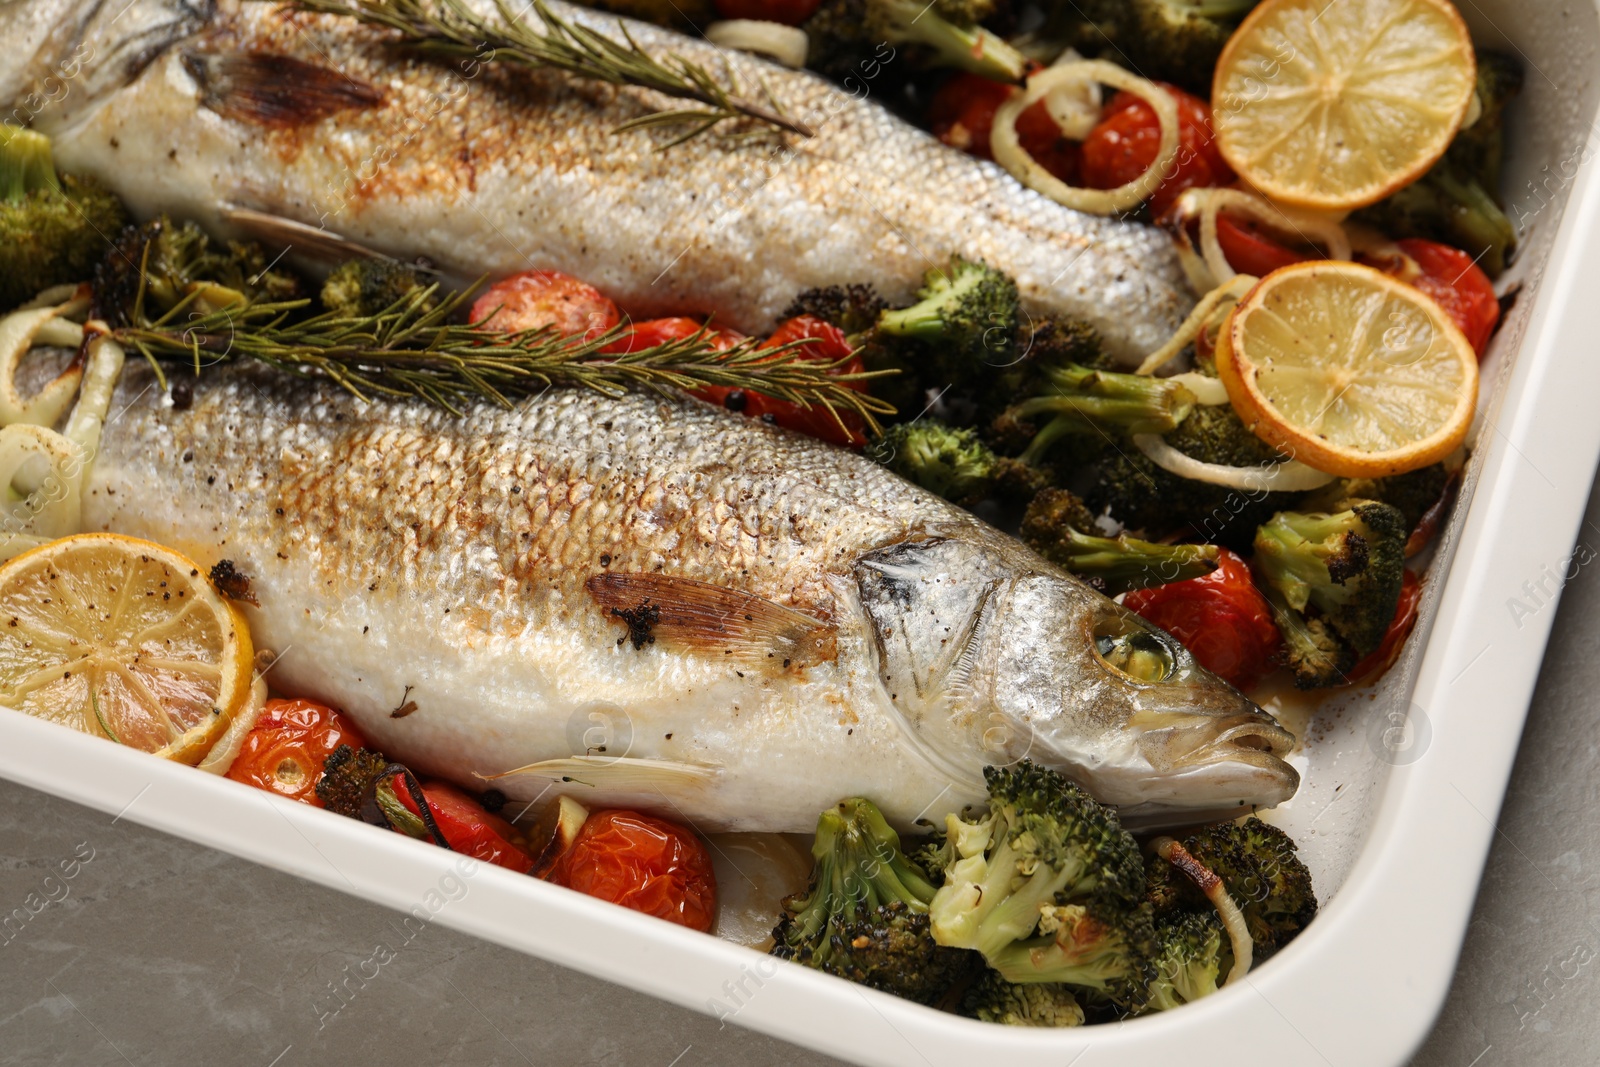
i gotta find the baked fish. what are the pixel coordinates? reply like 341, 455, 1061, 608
78, 364, 1298, 832
2, 0, 1191, 357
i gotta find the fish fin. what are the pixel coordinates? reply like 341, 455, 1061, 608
585, 572, 837, 667
480, 756, 720, 798
182, 51, 384, 127
217, 207, 405, 266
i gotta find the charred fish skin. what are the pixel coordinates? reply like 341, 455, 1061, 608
81, 366, 1296, 832
5, 0, 1191, 358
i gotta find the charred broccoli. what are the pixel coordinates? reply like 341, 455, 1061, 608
963, 969, 1085, 1026
1298, 463, 1452, 538
1115, 0, 1261, 94
1142, 910, 1228, 1012
315, 744, 395, 820
1254, 501, 1406, 686
93, 215, 304, 326
1090, 404, 1297, 550
1003, 364, 1196, 471
772, 797, 975, 1004
877, 255, 1020, 380
782, 284, 890, 336
321, 258, 437, 317
1021, 488, 1219, 594
802, 0, 1027, 84
0, 126, 128, 310
867, 419, 1001, 504
1355, 51, 1523, 275
927, 762, 1155, 1004
1145, 818, 1317, 961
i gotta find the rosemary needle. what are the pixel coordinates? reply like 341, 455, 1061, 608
113, 283, 895, 433
291, 0, 816, 142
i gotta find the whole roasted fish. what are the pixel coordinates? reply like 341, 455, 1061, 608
79, 365, 1298, 832
2, 0, 1191, 357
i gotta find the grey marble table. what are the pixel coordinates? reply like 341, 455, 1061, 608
6, 471, 1600, 1067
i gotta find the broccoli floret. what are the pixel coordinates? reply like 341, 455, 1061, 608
1003, 364, 1196, 470
772, 797, 975, 1004
314, 744, 394, 820
1021, 488, 1219, 594
782, 284, 889, 336
0, 126, 129, 310
867, 419, 1001, 504
1299, 464, 1452, 538
1114, 0, 1261, 95
803, 0, 1027, 84
1254, 501, 1407, 658
1354, 51, 1523, 276
928, 762, 1154, 1004
1144, 818, 1316, 965
1268, 602, 1356, 689
93, 215, 304, 327
878, 255, 1021, 381
1089, 404, 1298, 551
963, 969, 1085, 1026
1142, 910, 1228, 1012
321, 258, 437, 318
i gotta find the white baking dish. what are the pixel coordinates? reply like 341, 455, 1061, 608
4, 2, 1599, 1063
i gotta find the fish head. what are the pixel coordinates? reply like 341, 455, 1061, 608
855, 536, 1298, 828
2, 0, 211, 131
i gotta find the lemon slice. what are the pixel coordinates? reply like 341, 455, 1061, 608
1212, 0, 1477, 211
0, 534, 254, 763
1215, 261, 1478, 477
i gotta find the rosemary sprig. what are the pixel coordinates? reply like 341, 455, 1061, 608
290, 0, 815, 143
113, 284, 894, 434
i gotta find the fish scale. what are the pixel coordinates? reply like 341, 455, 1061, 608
6, 0, 1192, 355
77, 363, 1298, 831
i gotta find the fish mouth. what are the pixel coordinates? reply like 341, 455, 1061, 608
1167, 712, 1297, 768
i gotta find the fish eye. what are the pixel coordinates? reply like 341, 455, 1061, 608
1094, 627, 1177, 683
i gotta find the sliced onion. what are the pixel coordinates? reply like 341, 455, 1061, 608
992, 61, 1178, 216
705, 20, 808, 68
1042, 49, 1101, 140
0, 303, 86, 428
1154, 836, 1253, 986
1133, 433, 1335, 491
197, 674, 269, 776
1181, 188, 1352, 286
1135, 275, 1257, 376
63, 328, 124, 456
18, 284, 87, 313
1166, 373, 1231, 405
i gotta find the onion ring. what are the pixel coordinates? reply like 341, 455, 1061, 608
1133, 432, 1335, 492
992, 61, 1179, 216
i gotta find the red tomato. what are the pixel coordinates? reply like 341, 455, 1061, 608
469, 270, 622, 340
742, 315, 868, 447
1346, 571, 1423, 686
713, 0, 820, 24
226, 699, 369, 807
1388, 239, 1501, 356
1214, 214, 1314, 277
601, 317, 746, 355
550, 809, 717, 932
928, 73, 1014, 160
1122, 550, 1281, 691
392, 778, 537, 874
1081, 87, 1233, 216
927, 75, 1081, 182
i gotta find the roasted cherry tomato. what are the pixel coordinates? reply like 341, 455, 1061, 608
928, 73, 1014, 160
1346, 570, 1423, 686
391, 777, 536, 874
697, 315, 866, 447
1081, 86, 1233, 217
927, 74, 1080, 182
1214, 214, 1315, 277
713, 0, 821, 24
226, 698, 369, 807
550, 809, 717, 932
1383, 239, 1501, 356
1122, 549, 1281, 691
601, 316, 746, 355
469, 269, 622, 340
